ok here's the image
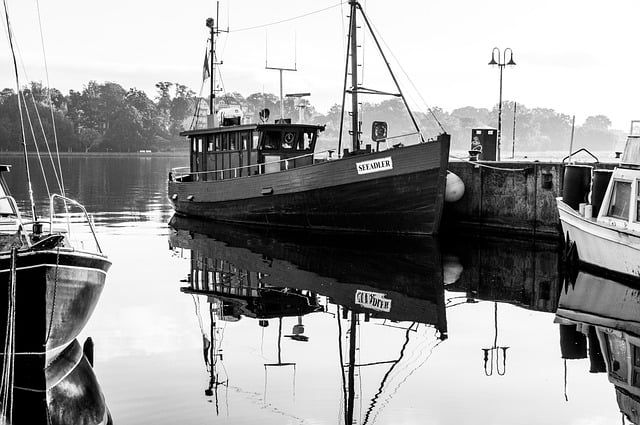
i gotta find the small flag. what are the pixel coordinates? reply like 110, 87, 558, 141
202, 50, 210, 82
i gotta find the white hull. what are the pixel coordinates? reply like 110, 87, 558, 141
557, 199, 640, 278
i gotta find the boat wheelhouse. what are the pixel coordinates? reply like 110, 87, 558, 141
557, 120, 640, 279
176, 122, 327, 182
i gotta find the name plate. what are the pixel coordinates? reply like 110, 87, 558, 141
356, 157, 393, 175
355, 290, 392, 312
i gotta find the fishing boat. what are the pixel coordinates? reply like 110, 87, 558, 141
557, 120, 640, 279
0, 2, 111, 420
555, 270, 640, 424
168, 1, 451, 235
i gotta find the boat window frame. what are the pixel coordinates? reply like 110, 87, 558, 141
603, 332, 629, 383
636, 179, 640, 223
606, 179, 632, 221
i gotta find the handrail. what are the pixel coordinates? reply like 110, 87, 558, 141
0, 195, 31, 247
49, 194, 103, 254
171, 149, 336, 180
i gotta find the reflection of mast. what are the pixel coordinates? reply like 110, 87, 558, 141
204, 302, 227, 415
482, 302, 509, 376
338, 306, 445, 425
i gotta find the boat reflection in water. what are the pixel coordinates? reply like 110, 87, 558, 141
168, 216, 447, 423
555, 271, 640, 424
7, 338, 111, 424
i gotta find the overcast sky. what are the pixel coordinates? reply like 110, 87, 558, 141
2, 0, 639, 132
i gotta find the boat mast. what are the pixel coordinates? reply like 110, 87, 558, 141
349, 0, 360, 152
3, 3, 37, 220
207, 2, 227, 126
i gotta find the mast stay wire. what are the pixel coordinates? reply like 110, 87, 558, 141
35, 0, 65, 197
19, 90, 51, 197
229, 2, 345, 33
364, 15, 447, 135
2, 0, 37, 220
2, 2, 61, 201
11, 40, 54, 198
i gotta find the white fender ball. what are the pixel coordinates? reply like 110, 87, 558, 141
445, 171, 465, 203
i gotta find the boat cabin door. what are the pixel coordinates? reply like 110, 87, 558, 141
191, 137, 207, 181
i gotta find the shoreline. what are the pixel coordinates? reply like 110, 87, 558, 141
0, 151, 187, 158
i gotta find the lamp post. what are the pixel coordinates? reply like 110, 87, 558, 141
488, 47, 516, 161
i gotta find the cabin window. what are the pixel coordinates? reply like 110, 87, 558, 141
253, 133, 259, 149
607, 180, 631, 220
633, 344, 640, 388
637, 181, 640, 222
222, 133, 229, 150
215, 134, 221, 151
191, 138, 197, 153
605, 333, 628, 382
197, 138, 203, 153
262, 131, 281, 150
241, 132, 249, 150
229, 133, 237, 150
207, 135, 214, 152
303, 131, 314, 149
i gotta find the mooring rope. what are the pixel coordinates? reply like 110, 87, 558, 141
450, 153, 532, 172
0, 247, 18, 425
44, 246, 60, 346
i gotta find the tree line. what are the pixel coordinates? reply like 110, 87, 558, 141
0, 80, 624, 154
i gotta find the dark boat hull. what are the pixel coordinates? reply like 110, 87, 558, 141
169, 139, 450, 235
10, 339, 112, 425
169, 217, 447, 333
0, 249, 111, 354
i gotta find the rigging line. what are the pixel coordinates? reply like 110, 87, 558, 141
12, 41, 62, 195
26, 92, 63, 193
19, 91, 51, 197
366, 16, 446, 134
370, 333, 443, 425
35, 0, 65, 196
362, 322, 415, 425
230, 2, 345, 33
356, 4, 425, 143
5, 12, 62, 194
336, 306, 349, 425
3, 0, 37, 220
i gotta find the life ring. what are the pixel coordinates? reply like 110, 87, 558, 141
284, 132, 295, 145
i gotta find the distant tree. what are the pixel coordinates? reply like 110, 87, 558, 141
78, 128, 102, 152
583, 115, 611, 131
169, 84, 195, 134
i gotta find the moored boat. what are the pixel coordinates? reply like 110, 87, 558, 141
0, 166, 111, 354
555, 270, 640, 424
8, 339, 112, 425
0, 2, 111, 420
556, 121, 640, 280
168, 1, 451, 235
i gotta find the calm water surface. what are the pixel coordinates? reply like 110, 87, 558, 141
1, 155, 630, 424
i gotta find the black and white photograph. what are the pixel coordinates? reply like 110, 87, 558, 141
0, 0, 639, 423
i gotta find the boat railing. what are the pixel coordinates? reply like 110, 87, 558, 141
171, 149, 336, 182
49, 194, 103, 254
